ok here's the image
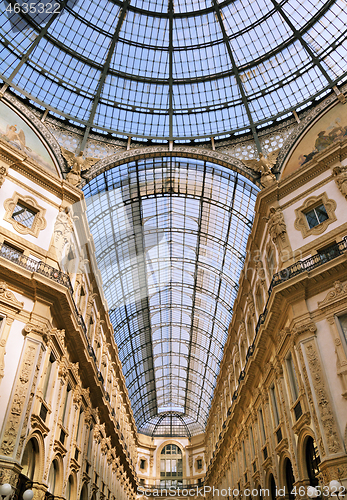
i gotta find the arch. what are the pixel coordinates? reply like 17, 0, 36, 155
253, 483, 263, 500
2, 94, 66, 176
278, 98, 346, 179
21, 438, 37, 480
156, 440, 186, 487
296, 428, 321, 484
66, 473, 77, 500
304, 436, 321, 487
284, 458, 295, 500
21, 432, 45, 482
82, 147, 260, 187
47, 455, 63, 496
79, 483, 88, 500
268, 473, 277, 500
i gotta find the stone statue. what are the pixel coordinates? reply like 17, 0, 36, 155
61, 147, 98, 186
53, 207, 72, 262
333, 164, 347, 198
265, 206, 287, 243
242, 149, 280, 188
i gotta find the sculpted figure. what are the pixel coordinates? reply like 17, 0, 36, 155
61, 147, 98, 186
6, 124, 26, 150
265, 206, 287, 242
242, 149, 280, 188
333, 164, 347, 198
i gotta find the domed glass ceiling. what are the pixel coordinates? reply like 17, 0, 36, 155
0, 0, 346, 140
83, 157, 259, 436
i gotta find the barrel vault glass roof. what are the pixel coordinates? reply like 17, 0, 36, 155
83, 157, 259, 436
0, 0, 347, 140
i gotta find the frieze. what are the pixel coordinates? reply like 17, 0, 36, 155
318, 280, 347, 309
277, 82, 347, 169
3, 94, 66, 174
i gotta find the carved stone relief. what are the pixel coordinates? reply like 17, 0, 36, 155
295, 345, 325, 457
305, 342, 342, 454
0, 341, 37, 456
53, 207, 73, 263
332, 163, 347, 198
16, 344, 44, 459
0, 164, 8, 188
318, 281, 347, 398
264, 206, 292, 263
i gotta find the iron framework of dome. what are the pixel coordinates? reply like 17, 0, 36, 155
0, 0, 347, 144
83, 157, 259, 436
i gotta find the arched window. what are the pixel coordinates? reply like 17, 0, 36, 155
21, 438, 38, 480
47, 460, 58, 495
285, 458, 295, 500
269, 474, 276, 500
305, 436, 321, 486
80, 484, 88, 500
160, 444, 183, 488
66, 475, 75, 500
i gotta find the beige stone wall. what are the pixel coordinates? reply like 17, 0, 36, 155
0, 140, 137, 500
205, 109, 347, 497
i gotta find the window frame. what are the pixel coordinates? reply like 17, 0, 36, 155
294, 193, 336, 238
3, 192, 47, 237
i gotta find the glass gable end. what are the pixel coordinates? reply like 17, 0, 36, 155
83, 157, 259, 436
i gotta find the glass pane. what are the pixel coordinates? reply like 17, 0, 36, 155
172, 459, 177, 475
12, 203, 36, 228
316, 205, 328, 224
305, 208, 318, 229
83, 157, 258, 437
160, 459, 165, 474
177, 459, 183, 476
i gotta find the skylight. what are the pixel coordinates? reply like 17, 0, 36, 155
0, 0, 346, 140
83, 157, 259, 436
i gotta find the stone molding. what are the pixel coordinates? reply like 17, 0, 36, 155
0, 281, 24, 312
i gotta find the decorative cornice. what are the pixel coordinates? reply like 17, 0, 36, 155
0, 281, 24, 312
318, 280, 347, 309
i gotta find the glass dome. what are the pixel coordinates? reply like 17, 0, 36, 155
0, 0, 346, 140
